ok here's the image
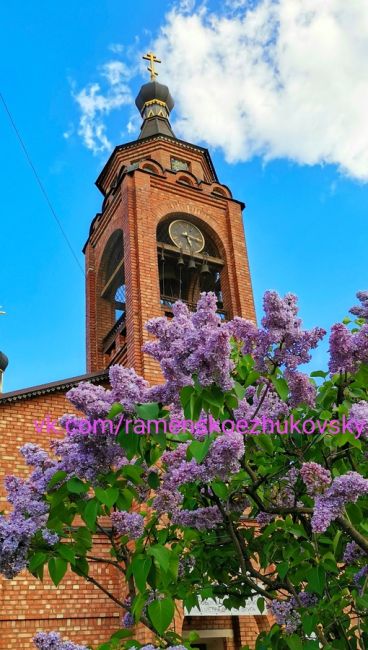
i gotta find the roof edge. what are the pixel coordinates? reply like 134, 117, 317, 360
0, 370, 109, 404
95, 134, 219, 192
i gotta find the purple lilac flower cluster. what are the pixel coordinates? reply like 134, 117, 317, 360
33, 632, 89, 650
57, 366, 151, 483
256, 512, 274, 526
329, 322, 368, 375
272, 467, 300, 509
350, 291, 368, 320
269, 600, 301, 634
354, 565, 368, 590
300, 462, 331, 496
144, 293, 234, 405
228, 291, 324, 408
155, 431, 245, 530
310, 472, 368, 533
234, 384, 288, 424
0, 444, 60, 578
161, 432, 244, 491
270, 592, 317, 634
66, 366, 149, 418
284, 370, 316, 408
178, 554, 196, 577
110, 511, 145, 539
172, 506, 222, 530
291, 592, 318, 608
122, 611, 135, 628
349, 401, 368, 439
343, 541, 366, 564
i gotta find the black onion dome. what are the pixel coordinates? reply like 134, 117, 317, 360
0, 351, 8, 372
135, 81, 174, 115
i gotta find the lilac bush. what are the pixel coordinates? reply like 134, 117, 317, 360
1, 290, 368, 649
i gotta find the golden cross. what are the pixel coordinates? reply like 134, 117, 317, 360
142, 51, 161, 81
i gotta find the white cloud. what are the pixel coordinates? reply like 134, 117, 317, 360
72, 61, 132, 154
109, 43, 124, 54
152, 0, 368, 181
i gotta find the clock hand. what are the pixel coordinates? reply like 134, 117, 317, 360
188, 236, 202, 243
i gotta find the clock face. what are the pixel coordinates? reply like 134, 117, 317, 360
168, 220, 205, 254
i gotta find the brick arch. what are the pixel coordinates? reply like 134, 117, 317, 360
155, 212, 229, 314
139, 158, 164, 175
155, 210, 226, 262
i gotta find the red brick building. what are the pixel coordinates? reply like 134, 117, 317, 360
0, 66, 270, 649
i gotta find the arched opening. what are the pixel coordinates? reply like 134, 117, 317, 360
156, 215, 226, 319
177, 174, 195, 186
141, 162, 160, 174
98, 230, 127, 363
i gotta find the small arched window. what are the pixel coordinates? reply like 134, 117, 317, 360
100, 230, 125, 323
177, 174, 195, 186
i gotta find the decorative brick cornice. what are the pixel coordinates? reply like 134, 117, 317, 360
95, 134, 219, 193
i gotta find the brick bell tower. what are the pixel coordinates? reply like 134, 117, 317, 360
84, 53, 255, 383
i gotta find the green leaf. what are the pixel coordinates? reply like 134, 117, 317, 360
355, 363, 368, 388
302, 613, 318, 636
257, 598, 265, 614
72, 527, 92, 550
180, 385, 194, 409
29, 552, 48, 573
95, 487, 119, 508
256, 434, 274, 454
66, 478, 89, 495
211, 481, 228, 499
107, 402, 124, 419
311, 370, 328, 378
122, 465, 143, 484
48, 557, 68, 586
57, 544, 76, 564
189, 392, 203, 421
136, 402, 160, 420
188, 437, 211, 463
110, 629, 133, 640
82, 499, 99, 529
307, 566, 325, 595
72, 556, 89, 577
332, 530, 342, 555
148, 545, 171, 572
131, 555, 152, 592
117, 430, 139, 459
244, 370, 261, 388
277, 561, 289, 579
271, 376, 289, 401
148, 472, 160, 489
47, 470, 67, 490
286, 635, 303, 650
148, 597, 174, 635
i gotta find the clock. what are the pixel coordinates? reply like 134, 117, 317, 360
168, 220, 205, 254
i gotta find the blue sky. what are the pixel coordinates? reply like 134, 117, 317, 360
1, 0, 367, 392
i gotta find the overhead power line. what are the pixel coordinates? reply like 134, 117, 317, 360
0, 92, 85, 276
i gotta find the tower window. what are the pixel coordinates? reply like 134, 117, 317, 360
171, 157, 189, 172
98, 229, 127, 362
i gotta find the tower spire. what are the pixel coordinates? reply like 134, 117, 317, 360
135, 53, 175, 139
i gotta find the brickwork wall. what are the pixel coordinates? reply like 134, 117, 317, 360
0, 392, 124, 649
